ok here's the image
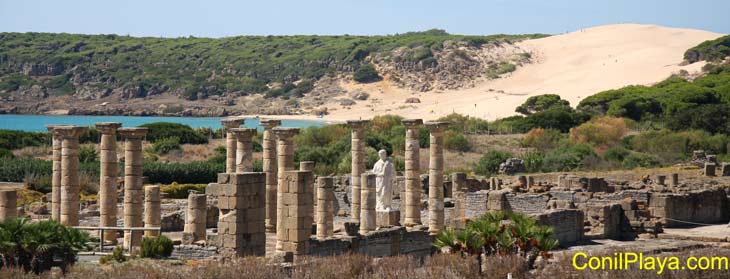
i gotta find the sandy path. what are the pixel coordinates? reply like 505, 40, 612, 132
239, 24, 723, 122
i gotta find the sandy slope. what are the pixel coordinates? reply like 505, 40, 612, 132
243, 24, 724, 122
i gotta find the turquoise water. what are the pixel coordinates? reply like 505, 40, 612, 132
0, 114, 325, 132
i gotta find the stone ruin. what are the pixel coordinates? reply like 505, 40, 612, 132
499, 157, 525, 175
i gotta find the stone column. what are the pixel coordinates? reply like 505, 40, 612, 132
273, 127, 299, 250
184, 194, 207, 243
656, 175, 666, 186
118, 127, 148, 248
0, 190, 17, 222
671, 173, 679, 187
705, 163, 716, 177
46, 125, 64, 221
208, 173, 266, 257
260, 119, 281, 233
527, 176, 535, 188
96, 122, 121, 242
277, 170, 313, 256
222, 118, 245, 173
57, 126, 87, 226
402, 119, 423, 227
722, 163, 730, 176
315, 177, 334, 239
452, 173, 467, 229
230, 128, 256, 173
426, 121, 448, 235
347, 120, 369, 222
359, 173, 376, 234
299, 161, 315, 172
144, 185, 161, 238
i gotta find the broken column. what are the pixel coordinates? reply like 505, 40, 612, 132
359, 173, 376, 234
705, 163, 716, 177
426, 121, 448, 235
671, 173, 679, 187
184, 194, 207, 244
260, 119, 281, 233
230, 128, 256, 173
277, 170, 313, 256
144, 185, 161, 238
222, 118, 245, 173
273, 127, 299, 250
46, 125, 64, 221
451, 173, 467, 229
315, 177, 334, 239
656, 175, 666, 186
208, 173, 266, 257
57, 126, 87, 226
96, 122, 121, 242
299, 161, 315, 172
118, 127, 148, 248
722, 163, 730, 176
0, 190, 17, 222
347, 120, 369, 222
402, 119, 423, 227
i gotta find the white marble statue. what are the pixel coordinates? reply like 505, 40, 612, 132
373, 149, 395, 211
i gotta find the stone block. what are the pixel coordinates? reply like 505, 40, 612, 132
377, 210, 400, 227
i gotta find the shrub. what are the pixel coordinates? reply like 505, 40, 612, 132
541, 144, 596, 172
140, 235, 174, 259
444, 131, 471, 152
139, 122, 208, 144
79, 145, 98, 163
99, 246, 127, 265
353, 64, 381, 83
472, 150, 512, 176
522, 128, 562, 151
603, 146, 630, 162
144, 161, 223, 184
0, 157, 51, 182
0, 129, 49, 150
515, 94, 571, 115
0, 148, 13, 158
152, 137, 181, 155
160, 183, 207, 199
622, 152, 661, 169
522, 151, 544, 173
569, 116, 628, 150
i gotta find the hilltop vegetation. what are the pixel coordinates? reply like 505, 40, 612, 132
684, 34, 730, 63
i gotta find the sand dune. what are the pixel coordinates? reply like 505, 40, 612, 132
247, 24, 724, 122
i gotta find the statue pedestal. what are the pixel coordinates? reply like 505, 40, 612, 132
376, 210, 400, 227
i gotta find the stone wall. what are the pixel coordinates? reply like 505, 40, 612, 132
505, 193, 549, 214
650, 188, 729, 227
308, 227, 433, 257
584, 203, 623, 240
533, 209, 584, 246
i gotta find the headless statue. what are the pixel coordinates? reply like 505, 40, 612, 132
373, 149, 395, 211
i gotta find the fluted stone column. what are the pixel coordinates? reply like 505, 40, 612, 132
359, 173, 376, 234
273, 127, 299, 250
222, 118, 245, 173
119, 127, 148, 248
144, 185, 161, 238
230, 128, 256, 173
184, 194, 207, 243
402, 119, 423, 227
452, 172, 467, 229
46, 125, 64, 221
426, 121, 448, 235
347, 120, 369, 222
316, 177, 334, 239
96, 122, 121, 242
0, 190, 17, 222
260, 119, 281, 233
57, 126, 87, 226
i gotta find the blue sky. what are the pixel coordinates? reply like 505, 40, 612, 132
1, 0, 728, 37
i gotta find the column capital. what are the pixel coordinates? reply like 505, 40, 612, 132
95, 122, 123, 134
425, 121, 449, 133
346, 120, 370, 129
230, 127, 257, 139
402, 119, 423, 128
54, 126, 88, 139
221, 117, 245, 129
118, 127, 149, 139
272, 127, 300, 138
46, 124, 70, 136
259, 119, 282, 129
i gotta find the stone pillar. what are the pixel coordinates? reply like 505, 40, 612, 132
490, 177, 498, 190
722, 163, 730, 177
46, 125, 64, 221
299, 161, 315, 172
402, 119, 423, 227
315, 177, 334, 239
705, 163, 716, 177
273, 128, 299, 250
57, 126, 87, 226
452, 173, 467, 229
144, 185, 161, 238
260, 119, 281, 233
426, 121, 448, 235
184, 194, 207, 243
222, 118, 245, 173
517, 175, 527, 189
277, 170, 313, 256
656, 175, 666, 186
96, 122, 121, 242
208, 173, 266, 257
118, 127, 148, 248
347, 120, 369, 222
527, 176, 535, 187
0, 190, 17, 222
230, 128, 256, 173
671, 173, 679, 187
359, 173, 376, 234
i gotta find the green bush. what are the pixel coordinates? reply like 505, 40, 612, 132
0, 129, 49, 150
139, 122, 208, 144
143, 161, 224, 184
541, 144, 596, 172
684, 35, 730, 63
622, 153, 661, 169
444, 131, 471, 152
160, 183, 207, 199
353, 64, 381, 83
0, 148, 13, 158
603, 146, 630, 162
152, 137, 182, 154
0, 158, 51, 182
99, 246, 127, 265
522, 151, 544, 173
472, 150, 512, 176
515, 94, 571, 115
140, 235, 174, 259
79, 145, 98, 163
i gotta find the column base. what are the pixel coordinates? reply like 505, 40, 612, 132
376, 210, 400, 227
